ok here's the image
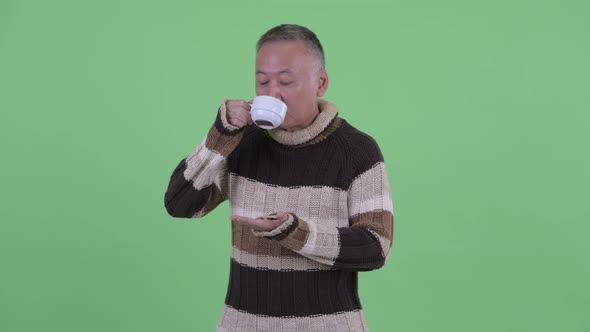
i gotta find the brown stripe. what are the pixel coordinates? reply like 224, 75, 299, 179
204, 122, 243, 157
276, 216, 309, 252
350, 210, 394, 240
232, 222, 300, 257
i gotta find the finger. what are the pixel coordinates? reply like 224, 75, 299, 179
230, 117, 245, 128
228, 117, 238, 127
239, 112, 252, 126
231, 215, 253, 223
231, 217, 253, 229
231, 215, 272, 231
250, 218, 273, 230
235, 113, 247, 125
226, 100, 237, 110
276, 211, 289, 223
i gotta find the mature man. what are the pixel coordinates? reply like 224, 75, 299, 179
164, 24, 394, 332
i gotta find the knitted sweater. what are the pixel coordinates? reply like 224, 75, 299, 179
164, 99, 394, 332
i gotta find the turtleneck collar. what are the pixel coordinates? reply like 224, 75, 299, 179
267, 99, 339, 146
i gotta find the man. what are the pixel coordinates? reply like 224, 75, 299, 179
164, 24, 394, 332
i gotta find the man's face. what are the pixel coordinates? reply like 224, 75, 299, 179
255, 40, 328, 131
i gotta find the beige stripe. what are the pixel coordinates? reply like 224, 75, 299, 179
228, 174, 349, 227
298, 219, 340, 266
216, 305, 368, 332
348, 162, 394, 217
231, 246, 332, 271
184, 142, 227, 191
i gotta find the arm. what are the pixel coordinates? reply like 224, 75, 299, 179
252, 160, 394, 272
164, 100, 245, 218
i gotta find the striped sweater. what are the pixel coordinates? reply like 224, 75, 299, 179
164, 99, 394, 332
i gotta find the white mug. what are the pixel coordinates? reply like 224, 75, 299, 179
249, 96, 288, 130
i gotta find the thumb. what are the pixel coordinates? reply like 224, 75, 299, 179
276, 211, 289, 223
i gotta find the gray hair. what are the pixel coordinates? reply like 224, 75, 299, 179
256, 24, 325, 69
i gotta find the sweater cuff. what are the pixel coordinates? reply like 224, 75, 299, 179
218, 99, 241, 132
251, 213, 298, 240
203, 100, 247, 157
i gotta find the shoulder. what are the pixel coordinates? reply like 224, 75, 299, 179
328, 119, 387, 188
337, 119, 384, 163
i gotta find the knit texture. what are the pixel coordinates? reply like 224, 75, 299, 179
164, 99, 395, 332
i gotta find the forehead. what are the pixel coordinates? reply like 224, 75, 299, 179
255, 40, 313, 74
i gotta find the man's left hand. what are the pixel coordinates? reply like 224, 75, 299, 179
230, 212, 289, 232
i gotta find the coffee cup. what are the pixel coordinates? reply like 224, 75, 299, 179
249, 96, 288, 130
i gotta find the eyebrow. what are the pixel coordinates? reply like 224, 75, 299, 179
256, 69, 292, 75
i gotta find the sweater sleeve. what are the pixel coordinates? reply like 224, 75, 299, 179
252, 143, 394, 272
164, 100, 245, 218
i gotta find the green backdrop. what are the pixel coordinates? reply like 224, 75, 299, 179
1, 0, 588, 331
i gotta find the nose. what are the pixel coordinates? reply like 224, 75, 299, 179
268, 81, 282, 100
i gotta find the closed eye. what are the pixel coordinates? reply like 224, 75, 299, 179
258, 81, 269, 85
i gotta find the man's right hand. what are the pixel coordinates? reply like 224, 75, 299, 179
225, 99, 253, 129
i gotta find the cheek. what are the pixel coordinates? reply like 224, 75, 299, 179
282, 98, 296, 116
284, 105, 301, 123
282, 88, 303, 106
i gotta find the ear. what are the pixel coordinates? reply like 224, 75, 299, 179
316, 68, 329, 97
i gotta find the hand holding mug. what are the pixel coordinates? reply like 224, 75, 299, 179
225, 99, 253, 129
